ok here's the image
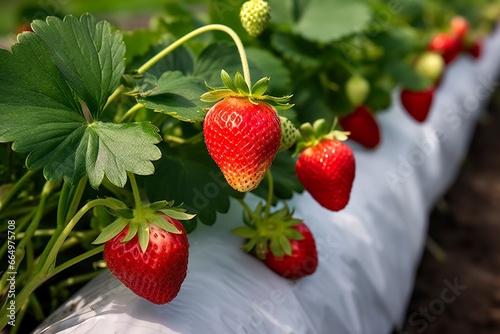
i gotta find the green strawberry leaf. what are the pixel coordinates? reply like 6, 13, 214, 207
32, 14, 125, 119
270, 32, 322, 70
84, 122, 162, 188
92, 216, 130, 245
0, 17, 162, 188
132, 71, 211, 123
294, 0, 372, 43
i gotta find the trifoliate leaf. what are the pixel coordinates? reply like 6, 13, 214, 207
0, 14, 160, 189
32, 14, 125, 118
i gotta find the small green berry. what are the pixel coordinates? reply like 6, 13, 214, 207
278, 116, 298, 152
240, 0, 271, 37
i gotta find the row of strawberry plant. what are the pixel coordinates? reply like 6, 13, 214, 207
1, 0, 499, 332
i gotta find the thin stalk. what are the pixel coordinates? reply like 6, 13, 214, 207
51, 245, 104, 277
137, 24, 251, 87
263, 171, 274, 220
0, 169, 35, 212
0, 198, 113, 328
29, 294, 45, 321
127, 172, 143, 215
64, 176, 88, 224
118, 103, 144, 123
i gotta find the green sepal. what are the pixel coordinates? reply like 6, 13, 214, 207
251, 77, 270, 96
137, 224, 150, 253
147, 200, 171, 211
105, 207, 134, 219
148, 213, 182, 234
242, 238, 258, 253
233, 202, 305, 259
234, 72, 250, 95
201, 70, 293, 110
284, 228, 304, 240
221, 69, 239, 93
121, 223, 138, 243
270, 237, 284, 258
158, 208, 196, 221
232, 226, 258, 239
294, 118, 350, 156
91, 216, 130, 245
279, 235, 292, 256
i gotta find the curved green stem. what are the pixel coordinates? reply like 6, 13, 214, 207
237, 198, 257, 227
164, 132, 204, 146
64, 176, 88, 224
0, 169, 35, 212
127, 172, 143, 216
57, 181, 71, 227
0, 198, 115, 329
119, 103, 143, 123
104, 85, 125, 110
52, 245, 104, 277
137, 24, 251, 87
263, 171, 274, 220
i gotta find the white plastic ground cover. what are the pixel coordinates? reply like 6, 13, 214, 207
33, 27, 500, 334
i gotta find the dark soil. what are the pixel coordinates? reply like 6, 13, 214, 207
398, 83, 500, 334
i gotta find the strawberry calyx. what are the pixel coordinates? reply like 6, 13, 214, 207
92, 199, 195, 253
232, 203, 304, 260
200, 69, 293, 110
294, 118, 350, 156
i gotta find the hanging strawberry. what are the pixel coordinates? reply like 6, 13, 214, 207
201, 70, 292, 192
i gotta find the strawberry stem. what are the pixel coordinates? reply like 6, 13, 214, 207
118, 103, 143, 123
127, 172, 144, 216
263, 170, 274, 220
0, 169, 35, 212
137, 24, 251, 87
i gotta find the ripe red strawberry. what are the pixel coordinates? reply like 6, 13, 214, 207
450, 16, 469, 41
428, 33, 461, 64
339, 105, 380, 149
400, 86, 435, 122
204, 97, 281, 192
201, 70, 292, 192
467, 39, 483, 59
104, 216, 189, 304
296, 138, 356, 211
232, 203, 318, 279
264, 222, 318, 279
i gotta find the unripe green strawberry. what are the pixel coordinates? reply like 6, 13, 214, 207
345, 75, 370, 107
240, 0, 271, 37
415, 52, 445, 83
278, 116, 298, 152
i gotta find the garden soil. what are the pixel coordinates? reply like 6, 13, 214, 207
398, 83, 500, 334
